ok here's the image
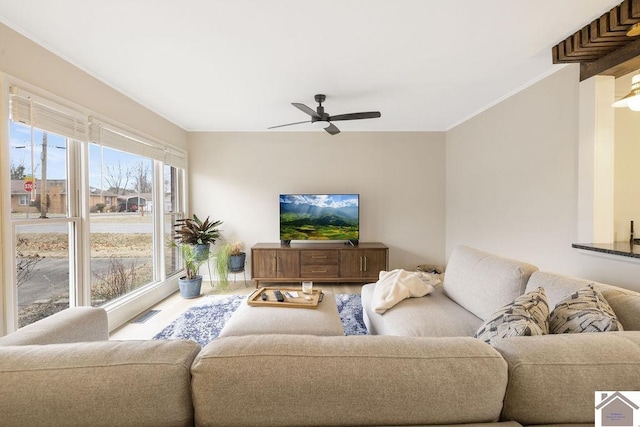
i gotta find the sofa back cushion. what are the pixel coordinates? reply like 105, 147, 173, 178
0, 307, 108, 346
493, 332, 640, 425
192, 334, 508, 426
526, 271, 640, 330
0, 339, 200, 426
443, 246, 538, 320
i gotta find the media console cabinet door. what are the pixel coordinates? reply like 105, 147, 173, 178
252, 249, 277, 278
276, 250, 300, 278
340, 249, 387, 278
252, 249, 300, 279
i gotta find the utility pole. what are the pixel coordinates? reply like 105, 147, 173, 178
39, 132, 48, 218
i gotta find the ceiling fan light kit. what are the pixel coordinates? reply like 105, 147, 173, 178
310, 120, 331, 129
613, 74, 640, 111
268, 94, 381, 135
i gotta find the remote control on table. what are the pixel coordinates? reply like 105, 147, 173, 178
261, 292, 268, 301
273, 290, 285, 302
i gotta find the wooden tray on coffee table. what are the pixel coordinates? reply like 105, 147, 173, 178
247, 287, 324, 308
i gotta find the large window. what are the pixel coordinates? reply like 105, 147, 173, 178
164, 163, 185, 277
9, 91, 80, 327
88, 144, 155, 306
4, 85, 186, 330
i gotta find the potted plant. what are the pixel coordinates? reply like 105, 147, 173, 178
173, 215, 223, 258
215, 243, 231, 291
228, 241, 246, 273
174, 243, 210, 298
172, 214, 221, 298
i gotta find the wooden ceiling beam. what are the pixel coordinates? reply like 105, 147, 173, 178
632, 0, 640, 18
573, 31, 621, 53
614, 2, 640, 28
552, 0, 640, 65
580, 36, 640, 80
591, 20, 630, 42
580, 27, 627, 48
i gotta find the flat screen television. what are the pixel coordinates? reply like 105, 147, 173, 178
279, 194, 359, 245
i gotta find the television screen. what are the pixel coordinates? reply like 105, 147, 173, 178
279, 194, 359, 242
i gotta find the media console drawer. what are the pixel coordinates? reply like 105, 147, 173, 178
301, 250, 339, 265
301, 264, 339, 277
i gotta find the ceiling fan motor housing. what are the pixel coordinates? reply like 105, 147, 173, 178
314, 94, 327, 120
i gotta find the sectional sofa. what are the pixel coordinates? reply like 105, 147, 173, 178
0, 246, 638, 426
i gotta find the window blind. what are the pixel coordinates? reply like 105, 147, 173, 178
10, 86, 88, 141
164, 149, 187, 169
90, 119, 164, 161
10, 86, 185, 167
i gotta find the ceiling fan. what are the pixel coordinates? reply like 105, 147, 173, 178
268, 94, 381, 135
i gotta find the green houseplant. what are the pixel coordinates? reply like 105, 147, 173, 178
215, 243, 231, 290
172, 214, 221, 298
173, 215, 223, 258
213, 241, 245, 290
172, 243, 210, 298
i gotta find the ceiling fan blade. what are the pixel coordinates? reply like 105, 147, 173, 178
292, 103, 321, 118
324, 123, 340, 135
328, 111, 381, 121
267, 120, 311, 129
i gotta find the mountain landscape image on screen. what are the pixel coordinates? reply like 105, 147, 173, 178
280, 194, 359, 241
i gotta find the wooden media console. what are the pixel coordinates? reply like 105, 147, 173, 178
251, 242, 388, 288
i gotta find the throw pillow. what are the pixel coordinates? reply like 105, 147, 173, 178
549, 284, 623, 333
474, 287, 549, 345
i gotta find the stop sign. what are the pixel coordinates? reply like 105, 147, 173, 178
23, 180, 35, 192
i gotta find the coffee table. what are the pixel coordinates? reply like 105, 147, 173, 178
218, 291, 344, 337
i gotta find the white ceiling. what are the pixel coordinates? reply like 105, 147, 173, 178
0, 0, 622, 132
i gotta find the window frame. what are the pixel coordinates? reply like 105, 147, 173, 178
0, 75, 188, 334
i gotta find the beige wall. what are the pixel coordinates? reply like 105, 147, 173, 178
447, 65, 640, 292
188, 131, 446, 274
614, 90, 640, 242
0, 23, 186, 147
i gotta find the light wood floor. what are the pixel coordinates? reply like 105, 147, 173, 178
109, 281, 362, 340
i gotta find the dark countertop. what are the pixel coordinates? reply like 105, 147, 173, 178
571, 242, 640, 259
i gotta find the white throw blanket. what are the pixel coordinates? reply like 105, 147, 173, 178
371, 269, 440, 314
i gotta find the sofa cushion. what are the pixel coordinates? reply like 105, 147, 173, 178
599, 284, 640, 331
0, 307, 108, 346
474, 287, 549, 345
361, 283, 483, 337
192, 334, 508, 426
549, 284, 623, 334
0, 339, 200, 426
526, 271, 640, 330
443, 246, 538, 320
493, 332, 640, 425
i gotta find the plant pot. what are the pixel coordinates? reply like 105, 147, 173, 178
194, 243, 210, 260
178, 275, 202, 299
228, 252, 246, 273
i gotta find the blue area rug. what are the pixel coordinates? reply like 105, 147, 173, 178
153, 293, 367, 347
